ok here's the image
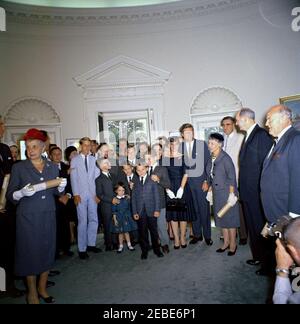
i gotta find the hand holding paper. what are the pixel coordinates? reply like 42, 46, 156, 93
227, 192, 238, 207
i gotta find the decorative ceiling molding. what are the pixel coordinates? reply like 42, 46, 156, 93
74, 55, 171, 92
4, 96, 61, 125
1, 0, 260, 26
191, 86, 242, 115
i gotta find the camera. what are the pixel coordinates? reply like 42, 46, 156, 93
261, 215, 294, 239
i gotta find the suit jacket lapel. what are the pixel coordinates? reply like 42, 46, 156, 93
263, 127, 294, 172
239, 125, 258, 161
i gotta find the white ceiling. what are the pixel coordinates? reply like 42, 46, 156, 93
2, 0, 183, 8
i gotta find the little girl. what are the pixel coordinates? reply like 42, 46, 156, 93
111, 183, 137, 253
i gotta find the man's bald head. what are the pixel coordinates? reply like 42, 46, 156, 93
265, 105, 292, 137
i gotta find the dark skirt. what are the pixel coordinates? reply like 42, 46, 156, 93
166, 179, 196, 222
15, 210, 56, 276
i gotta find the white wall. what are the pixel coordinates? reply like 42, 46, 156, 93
0, 0, 299, 145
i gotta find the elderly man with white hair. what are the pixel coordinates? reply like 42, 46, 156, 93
261, 105, 300, 224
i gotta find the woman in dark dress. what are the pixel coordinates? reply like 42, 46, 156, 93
7, 129, 67, 304
165, 137, 196, 249
206, 133, 239, 256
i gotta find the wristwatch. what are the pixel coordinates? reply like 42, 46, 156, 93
275, 268, 290, 276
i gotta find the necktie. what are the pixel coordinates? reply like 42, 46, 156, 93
140, 176, 144, 185
149, 166, 153, 176
107, 172, 112, 180
128, 176, 132, 183
267, 138, 278, 159
85, 155, 88, 173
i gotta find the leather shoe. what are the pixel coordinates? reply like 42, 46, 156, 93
87, 246, 102, 253
228, 247, 237, 256
141, 252, 148, 260
155, 251, 164, 258
174, 245, 180, 249
161, 245, 169, 254
181, 244, 187, 249
216, 246, 229, 253
39, 294, 55, 304
78, 252, 89, 259
189, 236, 202, 244
246, 259, 261, 266
239, 238, 247, 245
46, 281, 55, 288
205, 239, 213, 246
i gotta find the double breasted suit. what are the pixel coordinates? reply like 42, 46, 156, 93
70, 154, 100, 252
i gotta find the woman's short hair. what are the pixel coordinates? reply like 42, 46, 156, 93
65, 146, 77, 162
209, 133, 224, 143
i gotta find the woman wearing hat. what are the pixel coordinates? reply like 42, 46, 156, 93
206, 133, 240, 256
7, 128, 67, 304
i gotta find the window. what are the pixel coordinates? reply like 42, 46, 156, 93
101, 111, 150, 149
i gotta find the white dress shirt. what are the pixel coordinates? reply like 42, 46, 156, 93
245, 123, 257, 142
140, 174, 147, 185
185, 140, 194, 158
127, 173, 134, 183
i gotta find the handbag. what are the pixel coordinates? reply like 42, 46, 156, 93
166, 198, 187, 212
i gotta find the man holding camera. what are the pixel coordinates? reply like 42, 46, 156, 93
273, 218, 300, 304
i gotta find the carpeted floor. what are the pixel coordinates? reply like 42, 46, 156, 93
0, 229, 274, 304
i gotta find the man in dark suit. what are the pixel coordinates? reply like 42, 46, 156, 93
132, 164, 163, 259
96, 158, 119, 251
236, 108, 274, 275
146, 144, 171, 253
180, 123, 212, 246
117, 164, 138, 196
261, 105, 300, 222
50, 146, 74, 257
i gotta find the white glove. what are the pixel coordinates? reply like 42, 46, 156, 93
176, 187, 184, 199
166, 189, 176, 199
13, 183, 36, 201
58, 178, 67, 193
227, 192, 238, 207
289, 212, 300, 218
206, 190, 213, 205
